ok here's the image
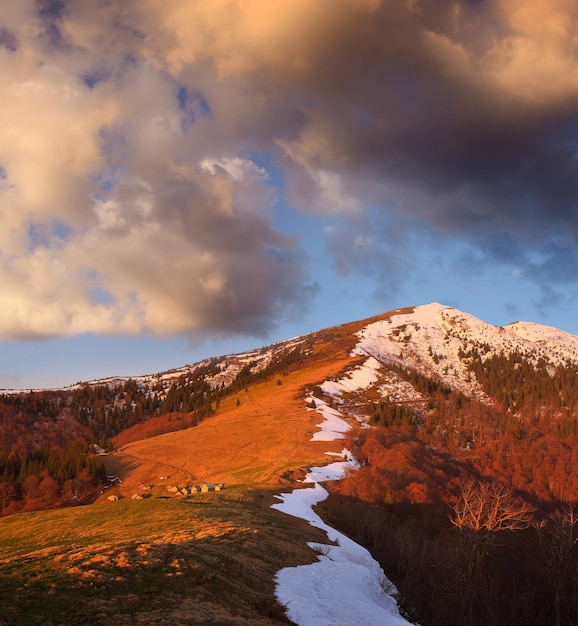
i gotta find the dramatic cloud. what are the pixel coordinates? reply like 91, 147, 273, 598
1, 0, 578, 339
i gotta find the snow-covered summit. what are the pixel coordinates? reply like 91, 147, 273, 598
338, 303, 578, 406
504, 320, 578, 363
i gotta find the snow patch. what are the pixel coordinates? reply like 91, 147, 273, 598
320, 356, 381, 396
308, 396, 351, 441
303, 453, 359, 484
273, 481, 410, 626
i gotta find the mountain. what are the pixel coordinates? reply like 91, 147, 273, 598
5, 301, 578, 440
2, 303, 578, 625
348, 302, 578, 402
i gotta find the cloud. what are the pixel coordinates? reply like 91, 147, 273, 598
0, 147, 312, 338
0, 1, 316, 340
1, 0, 578, 339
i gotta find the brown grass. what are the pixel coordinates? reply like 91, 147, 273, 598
105, 348, 362, 497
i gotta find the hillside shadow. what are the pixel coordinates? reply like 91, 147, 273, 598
316, 492, 569, 626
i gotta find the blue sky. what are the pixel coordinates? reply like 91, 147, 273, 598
1, 0, 578, 389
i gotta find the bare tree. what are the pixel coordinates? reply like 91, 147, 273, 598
451, 480, 535, 532
539, 504, 578, 626
448, 481, 537, 625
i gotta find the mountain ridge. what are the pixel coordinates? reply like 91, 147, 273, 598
5, 301, 578, 395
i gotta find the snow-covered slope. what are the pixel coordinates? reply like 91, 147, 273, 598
504, 320, 578, 364
319, 303, 578, 412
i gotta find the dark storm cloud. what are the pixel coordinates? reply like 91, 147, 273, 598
263, 0, 578, 290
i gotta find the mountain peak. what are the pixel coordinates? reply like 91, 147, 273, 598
347, 302, 578, 404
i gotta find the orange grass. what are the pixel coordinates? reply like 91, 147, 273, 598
107, 355, 359, 496
103, 314, 391, 496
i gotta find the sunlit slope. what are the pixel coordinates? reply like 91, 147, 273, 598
107, 318, 379, 495
0, 491, 328, 625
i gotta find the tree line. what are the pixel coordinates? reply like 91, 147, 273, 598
0, 442, 105, 516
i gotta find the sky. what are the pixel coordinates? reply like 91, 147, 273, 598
2, 0, 578, 389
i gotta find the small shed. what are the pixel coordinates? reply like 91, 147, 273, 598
200, 482, 214, 492
107, 494, 119, 502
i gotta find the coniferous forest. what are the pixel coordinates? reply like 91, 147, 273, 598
322, 351, 578, 626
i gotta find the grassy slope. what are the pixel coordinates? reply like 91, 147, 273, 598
0, 491, 327, 625
110, 355, 358, 495
0, 317, 380, 625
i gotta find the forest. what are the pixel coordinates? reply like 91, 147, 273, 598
0, 442, 106, 516
325, 350, 578, 626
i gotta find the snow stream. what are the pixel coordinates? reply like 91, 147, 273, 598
272, 395, 413, 626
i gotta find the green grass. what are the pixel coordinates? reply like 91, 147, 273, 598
0, 489, 327, 625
